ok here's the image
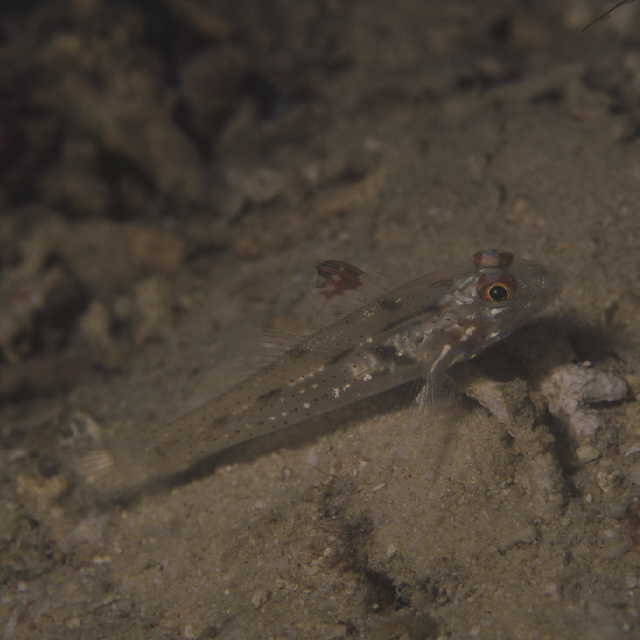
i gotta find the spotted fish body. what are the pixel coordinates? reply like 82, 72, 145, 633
77, 250, 557, 491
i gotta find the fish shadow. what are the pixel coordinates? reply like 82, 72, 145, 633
80, 315, 604, 513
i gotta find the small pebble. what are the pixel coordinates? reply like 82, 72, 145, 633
596, 468, 624, 493
251, 589, 270, 608
541, 582, 562, 600
541, 364, 628, 443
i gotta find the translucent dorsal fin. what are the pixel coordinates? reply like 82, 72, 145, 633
66, 256, 397, 493
240, 258, 392, 372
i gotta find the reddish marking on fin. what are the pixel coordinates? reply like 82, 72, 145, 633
315, 260, 365, 299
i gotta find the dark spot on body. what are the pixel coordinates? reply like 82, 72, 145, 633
430, 278, 453, 289
328, 347, 354, 366
374, 345, 397, 360
378, 296, 402, 311
288, 344, 308, 359
257, 387, 283, 403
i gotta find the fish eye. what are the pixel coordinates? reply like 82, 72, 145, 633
478, 274, 517, 303
485, 282, 510, 302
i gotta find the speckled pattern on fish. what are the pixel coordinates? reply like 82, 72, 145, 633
75, 249, 558, 493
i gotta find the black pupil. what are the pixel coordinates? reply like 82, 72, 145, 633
489, 284, 509, 302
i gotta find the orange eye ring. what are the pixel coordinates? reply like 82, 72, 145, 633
477, 272, 517, 303
481, 281, 512, 302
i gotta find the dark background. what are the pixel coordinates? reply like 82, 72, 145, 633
2, 2, 640, 638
